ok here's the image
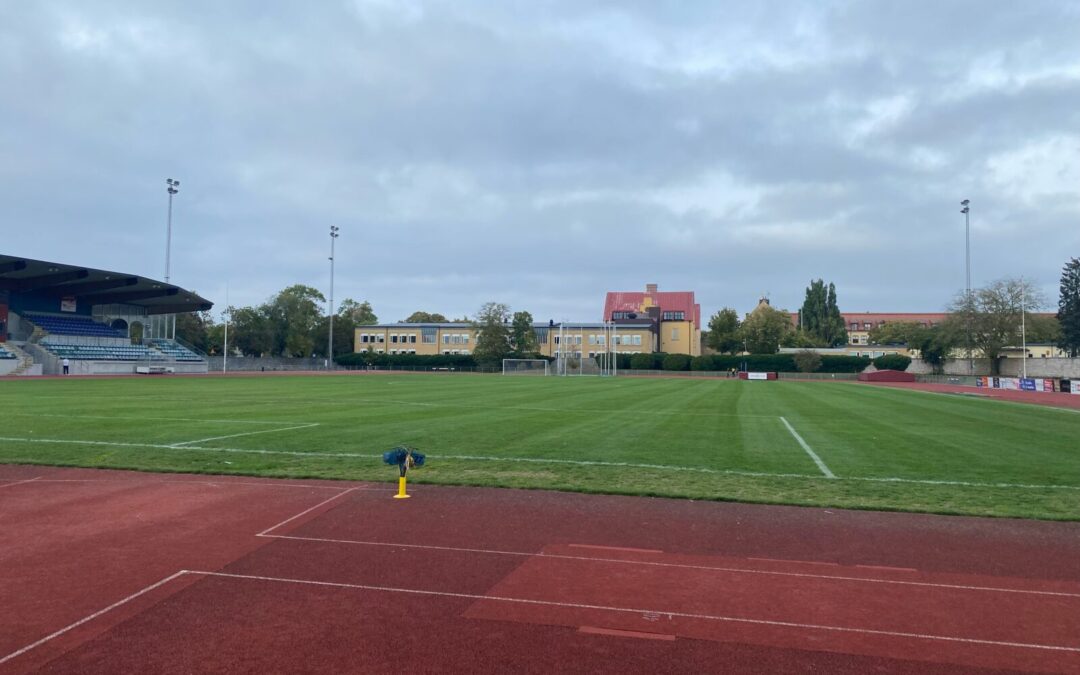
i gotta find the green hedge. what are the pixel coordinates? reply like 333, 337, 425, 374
662, 354, 692, 371
872, 354, 912, 371
335, 352, 478, 368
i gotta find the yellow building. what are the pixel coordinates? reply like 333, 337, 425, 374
355, 322, 655, 358
603, 283, 702, 356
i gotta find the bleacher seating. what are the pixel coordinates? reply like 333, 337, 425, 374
0, 345, 15, 360
147, 339, 204, 362
43, 343, 166, 362
25, 313, 124, 338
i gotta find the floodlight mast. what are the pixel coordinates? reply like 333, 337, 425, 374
165, 179, 179, 285
328, 226, 340, 369
961, 199, 972, 372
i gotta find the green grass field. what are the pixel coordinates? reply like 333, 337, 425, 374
2, 373, 1079, 520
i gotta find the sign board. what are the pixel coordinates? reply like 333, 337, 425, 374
747, 372, 769, 380
1019, 378, 1037, 391
60, 296, 77, 313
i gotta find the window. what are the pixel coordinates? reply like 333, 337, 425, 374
662, 311, 685, 321
632, 335, 642, 346
597, 335, 605, 346
443, 334, 450, 344
462, 334, 469, 344
554, 336, 560, 344
850, 322, 858, 331
409, 334, 417, 343
671, 328, 680, 341
391, 335, 398, 343
612, 312, 632, 320
377, 335, 385, 343
361, 334, 370, 343
863, 323, 871, 330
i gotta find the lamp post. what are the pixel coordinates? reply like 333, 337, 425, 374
165, 178, 179, 339
327, 225, 340, 369
961, 199, 972, 372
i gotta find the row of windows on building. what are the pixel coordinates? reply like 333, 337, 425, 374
358, 333, 471, 345
555, 351, 643, 358
374, 349, 473, 356
609, 311, 686, 321
849, 321, 939, 331
554, 334, 644, 346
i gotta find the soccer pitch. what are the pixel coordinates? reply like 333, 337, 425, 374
2, 374, 1078, 520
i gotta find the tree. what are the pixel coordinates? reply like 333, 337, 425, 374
1058, 257, 1080, 357
471, 302, 512, 365
229, 305, 274, 356
798, 279, 847, 347
868, 321, 925, 346
793, 349, 822, 373
946, 277, 1045, 374
175, 309, 215, 353
403, 311, 448, 323
339, 299, 378, 326
265, 285, 326, 357
509, 311, 538, 354
738, 304, 793, 354
706, 308, 741, 353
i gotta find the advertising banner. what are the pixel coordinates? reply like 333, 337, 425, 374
1019, 378, 1036, 391
747, 372, 768, 380
60, 296, 77, 313
1041, 379, 1055, 393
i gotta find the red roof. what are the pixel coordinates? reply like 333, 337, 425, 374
790, 312, 949, 328
604, 289, 700, 327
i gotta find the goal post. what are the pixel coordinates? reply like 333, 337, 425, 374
502, 358, 550, 376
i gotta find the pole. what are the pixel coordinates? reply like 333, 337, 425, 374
223, 284, 229, 374
961, 199, 972, 372
328, 226, 339, 369
613, 323, 617, 378
1021, 280, 1027, 379
165, 179, 179, 284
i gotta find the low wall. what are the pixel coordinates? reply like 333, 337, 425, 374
908, 358, 1080, 378
205, 356, 332, 372
0, 359, 19, 375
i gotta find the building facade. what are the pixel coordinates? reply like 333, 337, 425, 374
603, 283, 702, 356
354, 322, 655, 358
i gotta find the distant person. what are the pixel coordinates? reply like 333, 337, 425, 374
62, 357, 70, 375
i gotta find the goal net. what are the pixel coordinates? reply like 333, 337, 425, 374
502, 359, 550, 376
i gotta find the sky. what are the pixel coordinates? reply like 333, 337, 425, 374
2, 0, 1079, 324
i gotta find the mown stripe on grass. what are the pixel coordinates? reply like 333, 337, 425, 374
3, 435, 1079, 491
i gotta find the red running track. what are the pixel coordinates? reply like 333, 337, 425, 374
859, 380, 1080, 411
2, 465, 1080, 674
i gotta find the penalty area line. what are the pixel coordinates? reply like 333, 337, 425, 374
170, 423, 320, 447
780, 417, 835, 478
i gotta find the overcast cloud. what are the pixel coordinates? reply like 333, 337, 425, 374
2, 1, 1079, 322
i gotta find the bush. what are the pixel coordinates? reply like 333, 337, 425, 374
817, 355, 872, 373
662, 353, 691, 371
793, 349, 822, 373
335, 352, 478, 369
629, 353, 658, 370
872, 354, 912, 371
690, 355, 717, 371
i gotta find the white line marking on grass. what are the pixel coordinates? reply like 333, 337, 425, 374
260, 534, 1080, 599
0, 570, 189, 666
193, 570, 1080, 653
0, 476, 42, 489
780, 417, 835, 478
2, 436, 1079, 491
257, 487, 359, 536
170, 423, 320, 447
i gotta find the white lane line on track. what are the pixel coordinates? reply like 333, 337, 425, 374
2, 436, 1079, 491
259, 534, 1080, 599
170, 423, 320, 447
257, 487, 359, 536
192, 570, 1080, 653
0, 571, 190, 666
779, 416, 835, 478
0, 476, 42, 489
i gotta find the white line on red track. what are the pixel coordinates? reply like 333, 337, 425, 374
191, 570, 1080, 653
256, 488, 359, 536
258, 533, 1080, 599
0, 571, 189, 666
20, 478, 378, 491
0, 476, 42, 489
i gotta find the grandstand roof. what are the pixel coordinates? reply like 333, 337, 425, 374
0, 253, 212, 314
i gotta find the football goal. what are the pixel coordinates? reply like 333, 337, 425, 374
502, 359, 550, 376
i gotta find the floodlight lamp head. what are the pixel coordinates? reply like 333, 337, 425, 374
961, 207, 969, 214
961, 199, 969, 206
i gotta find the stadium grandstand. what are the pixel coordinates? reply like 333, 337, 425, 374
0, 254, 211, 376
